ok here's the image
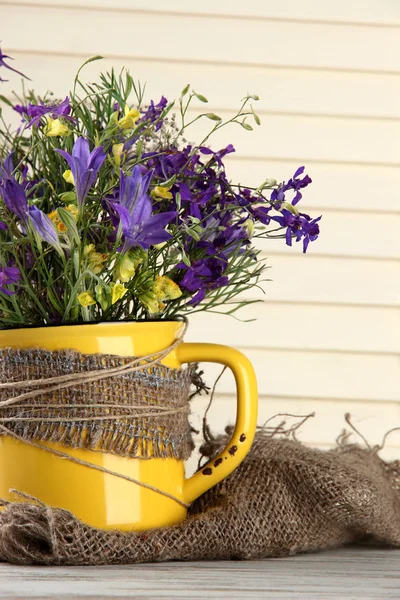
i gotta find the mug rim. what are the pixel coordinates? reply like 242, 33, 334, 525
0, 317, 186, 333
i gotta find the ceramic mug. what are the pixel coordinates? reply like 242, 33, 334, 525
0, 320, 257, 531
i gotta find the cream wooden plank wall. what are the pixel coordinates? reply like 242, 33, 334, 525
1, 0, 400, 460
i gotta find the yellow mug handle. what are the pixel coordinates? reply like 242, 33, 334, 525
176, 342, 258, 505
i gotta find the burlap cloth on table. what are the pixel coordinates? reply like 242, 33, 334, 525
1, 420, 400, 565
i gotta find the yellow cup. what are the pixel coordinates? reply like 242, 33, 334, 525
0, 320, 257, 531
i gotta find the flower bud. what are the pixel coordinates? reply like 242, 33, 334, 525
112, 143, 124, 167
63, 170, 75, 185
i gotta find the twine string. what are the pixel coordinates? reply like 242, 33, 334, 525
0, 424, 190, 508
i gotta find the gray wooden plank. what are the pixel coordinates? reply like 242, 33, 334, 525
0, 547, 400, 599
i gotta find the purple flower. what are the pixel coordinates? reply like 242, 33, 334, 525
271, 209, 321, 253
0, 177, 28, 221
199, 144, 235, 168
109, 166, 176, 250
13, 104, 28, 117
178, 258, 229, 305
0, 176, 61, 250
139, 96, 168, 131
27, 96, 73, 127
56, 138, 106, 212
0, 44, 29, 82
0, 265, 21, 296
0, 152, 15, 184
28, 206, 61, 251
271, 166, 312, 207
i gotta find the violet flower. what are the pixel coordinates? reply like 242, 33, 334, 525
0, 176, 61, 251
28, 206, 61, 251
110, 166, 176, 250
0, 152, 15, 184
177, 258, 229, 306
56, 138, 106, 212
271, 209, 321, 253
0, 44, 29, 82
27, 96, 73, 127
271, 166, 312, 208
13, 104, 28, 117
138, 96, 168, 131
0, 265, 21, 296
0, 177, 28, 221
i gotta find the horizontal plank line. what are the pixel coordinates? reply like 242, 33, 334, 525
6, 48, 400, 79
228, 154, 400, 169
209, 106, 400, 124
214, 392, 400, 405
293, 206, 400, 216
4, 2, 400, 30
261, 250, 400, 262
244, 298, 400, 311
235, 343, 400, 358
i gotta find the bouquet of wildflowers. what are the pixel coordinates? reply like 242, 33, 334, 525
0, 52, 320, 328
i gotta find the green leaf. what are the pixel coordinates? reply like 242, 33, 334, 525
181, 251, 191, 267
194, 92, 208, 103
158, 174, 177, 188
181, 84, 190, 97
57, 208, 81, 246
252, 109, 261, 125
205, 113, 222, 121
161, 101, 175, 119
175, 191, 182, 211
185, 226, 201, 241
59, 191, 77, 204
125, 73, 133, 99
249, 94, 260, 101
74, 56, 104, 92
241, 120, 253, 131
0, 95, 14, 108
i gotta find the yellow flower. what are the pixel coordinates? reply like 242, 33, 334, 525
45, 118, 70, 137
118, 106, 140, 130
83, 244, 108, 275
151, 186, 173, 201
111, 282, 128, 305
140, 276, 182, 314
77, 291, 96, 307
112, 143, 125, 167
48, 204, 78, 234
66, 204, 79, 219
154, 276, 182, 301
63, 169, 75, 185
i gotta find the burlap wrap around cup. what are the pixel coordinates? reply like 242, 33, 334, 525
0, 347, 196, 459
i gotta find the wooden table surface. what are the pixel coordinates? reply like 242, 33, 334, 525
0, 547, 399, 599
